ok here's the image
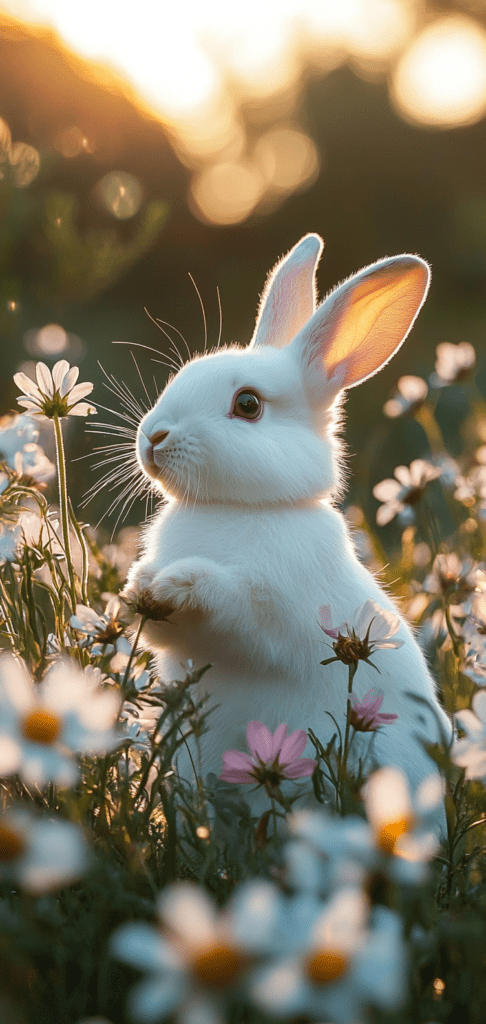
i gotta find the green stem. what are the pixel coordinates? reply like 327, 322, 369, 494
121, 615, 147, 694
342, 661, 358, 770
53, 413, 77, 610
68, 499, 89, 606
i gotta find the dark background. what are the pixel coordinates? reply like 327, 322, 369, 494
0, 7, 485, 533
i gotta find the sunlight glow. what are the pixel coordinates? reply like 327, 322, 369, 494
392, 16, 486, 127
3, 1, 486, 223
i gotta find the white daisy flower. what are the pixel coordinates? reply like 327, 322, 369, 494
70, 598, 130, 655
451, 691, 486, 781
430, 341, 476, 387
383, 375, 428, 418
373, 459, 442, 526
0, 521, 21, 564
0, 413, 55, 482
13, 360, 96, 419
112, 880, 277, 1024
363, 767, 444, 882
0, 808, 87, 892
0, 654, 121, 787
251, 887, 406, 1024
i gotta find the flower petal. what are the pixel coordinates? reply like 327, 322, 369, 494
35, 362, 53, 396
247, 721, 273, 762
279, 729, 308, 765
283, 757, 317, 778
59, 365, 79, 397
67, 402, 97, 416
13, 372, 41, 398
52, 360, 71, 390
66, 381, 94, 404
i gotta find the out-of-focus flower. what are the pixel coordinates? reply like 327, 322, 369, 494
363, 767, 442, 882
0, 654, 121, 787
286, 811, 375, 895
0, 522, 20, 564
17, 511, 63, 555
451, 691, 486, 780
0, 808, 87, 892
112, 880, 275, 1024
430, 341, 476, 386
220, 721, 316, 786
14, 360, 96, 419
349, 689, 398, 731
373, 459, 441, 526
0, 413, 55, 483
423, 553, 486, 602
318, 600, 403, 667
383, 375, 428, 418
251, 887, 406, 1024
70, 598, 130, 655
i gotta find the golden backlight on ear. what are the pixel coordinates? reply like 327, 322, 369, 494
324, 260, 430, 389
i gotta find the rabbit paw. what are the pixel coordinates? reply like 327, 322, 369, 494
151, 557, 229, 613
121, 563, 174, 620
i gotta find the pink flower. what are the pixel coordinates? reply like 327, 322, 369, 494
349, 689, 398, 732
220, 721, 317, 786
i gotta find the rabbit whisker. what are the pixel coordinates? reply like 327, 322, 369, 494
188, 271, 207, 353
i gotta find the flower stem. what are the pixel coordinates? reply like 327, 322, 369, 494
121, 615, 148, 694
339, 661, 358, 812
53, 413, 77, 610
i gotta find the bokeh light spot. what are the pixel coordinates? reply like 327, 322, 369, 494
392, 16, 486, 127
96, 171, 143, 219
190, 160, 264, 225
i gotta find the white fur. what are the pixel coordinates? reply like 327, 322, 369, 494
125, 234, 451, 798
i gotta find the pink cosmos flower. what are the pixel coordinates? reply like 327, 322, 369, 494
220, 721, 317, 786
349, 689, 398, 732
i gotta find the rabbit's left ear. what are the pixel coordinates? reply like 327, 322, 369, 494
250, 233, 324, 350
290, 254, 430, 394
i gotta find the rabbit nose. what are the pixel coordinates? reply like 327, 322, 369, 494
148, 429, 170, 447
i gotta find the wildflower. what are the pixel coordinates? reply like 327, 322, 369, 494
0, 413, 55, 482
0, 654, 121, 787
111, 881, 269, 1024
0, 522, 20, 565
70, 597, 130, 655
349, 689, 398, 731
451, 691, 486, 781
286, 810, 375, 895
251, 886, 406, 1024
383, 375, 428, 418
430, 340, 475, 386
363, 767, 442, 881
0, 808, 87, 892
219, 721, 317, 787
373, 459, 441, 526
14, 360, 96, 418
319, 599, 404, 668
423, 553, 486, 603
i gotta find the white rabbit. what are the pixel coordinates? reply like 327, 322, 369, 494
124, 233, 450, 798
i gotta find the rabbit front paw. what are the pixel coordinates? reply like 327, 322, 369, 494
151, 557, 230, 614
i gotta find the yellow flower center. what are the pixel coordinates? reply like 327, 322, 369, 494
0, 823, 25, 862
377, 815, 413, 855
192, 943, 243, 986
22, 708, 61, 744
305, 949, 349, 985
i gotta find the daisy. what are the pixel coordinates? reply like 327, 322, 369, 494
111, 880, 275, 1024
0, 654, 121, 787
0, 413, 55, 482
383, 375, 428, 418
0, 521, 20, 564
451, 691, 486, 781
220, 721, 317, 787
70, 597, 130, 656
363, 766, 443, 882
13, 360, 96, 419
372, 459, 441, 526
251, 886, 406, 1024
430, 341, 476, 386
0, 808, 87, 892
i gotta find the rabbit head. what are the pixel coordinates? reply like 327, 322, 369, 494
136, 234, 430, 507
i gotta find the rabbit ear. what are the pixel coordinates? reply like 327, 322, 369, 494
291, 254, 430, 394
250, 233, 324, 350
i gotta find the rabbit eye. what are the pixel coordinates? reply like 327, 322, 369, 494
232, 390, 262, 420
